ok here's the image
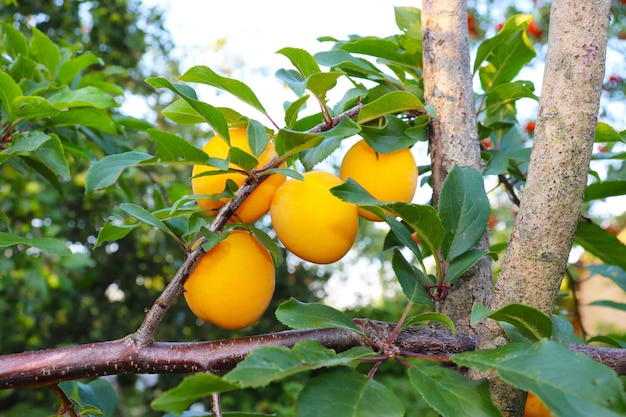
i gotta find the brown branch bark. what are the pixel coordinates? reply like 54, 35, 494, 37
421, 0, 492, 333
2, 320, 624, 391
477, 1, 611, 415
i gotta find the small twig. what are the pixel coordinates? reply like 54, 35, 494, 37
49, 384, 79, 417
498, 174, 521, 207
211, 393, 223, 417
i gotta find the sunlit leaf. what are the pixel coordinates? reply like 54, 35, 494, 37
357, 91, 425, 124
275, 298, 363, 335
225, 340, 372, 388
453, 340, 626, 417
0, 231, 71, 256
445, 249, 489, 284
470, 302, 552, 341
85, 151, 152, 194
391, 248, 430, 304
575, 221, 626, 270
151, 374, 239, 413
295, 368, 404, 417
278, 47, 321, 78
403, 312, 455, 336
409, 365, 499, 417
145, 129, 210, 164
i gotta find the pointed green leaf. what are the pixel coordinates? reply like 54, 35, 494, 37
180, 65, 267, 115
58, 52, 103, 85
0, 231, 70, 256
247, 225, 283, 267
391, 248, 430, 304
408, 365, 500, 417
11, 96, 60, 121
594, 122, 621, 143
275, 129, 324, 158
85, 151, 152, 194
275, 298, 363, 335
383, 202, 446, 255
403, 312, 455, 336
225, 340, 372, 388
246, 120, 268, 158
306, 71, 343, 98
453, 340, 626, 417
360, 116, 418, 153
470, 302, 552, 341
48, 86, 118, 110
2, 22, 29, 58
382, 216, 423, 260
161, 99, 205, 124
284, 95, 310, 128
151, 373, 239, 413
357, 91, 425, 124
119, 203, 176, 237
34, 133, 69, 178
439, 166, 490, 262
0, 131, 51, 165
575, 221, 626, 270
278, 47, 321, 78
0, 70, 22, 118
228, 147, 258, 172
145, 129, 210, 164
445, 249, 489, 284
48, 108, 117, 134
94, 222, 139, 248
275, 68, 307, 96
330, 177, 382, 206
584, 180, 626, 202
29, 27, 61, 72
146, 76, 229, 141
295, 368, 404, 417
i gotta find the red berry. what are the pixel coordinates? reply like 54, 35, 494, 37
527, 20, 543, 38
481, 138, 493, 149
525, 121, 536, 133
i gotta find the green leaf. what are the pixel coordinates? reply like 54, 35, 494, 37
29, 27, 61, 72
94, 222, 139, 248
284, 95, 310, 128
295, 368, 404, 417
391, 248, 430, 304
275, 298, 363, 335
588, 300, 626, 311
299, 117, 360, 170
58, 52, 103, 85
360, 116, 418, 153
151, 373, 239, 413
453, 340, 626, 417
78, 379, 118, 417
2, 22, 29, 59
247, 225, 283, 267
330, 177, 382, 206
246, 119, 268, 158
146, 76, 229, 141
408, 365, 500, 417
0, 70, 23, 118
145, 129, 210, 164
445, 249, 489, 284
595, 122, 621, 143
575, 221, 626, 270
229, 147, 258, 172
21, 155, 64, 194
85, 151, 152, 194
584, 180, 626, 202
0, 131, 51, 165
403, 312, 456, 336
119, 203, 177, 238
161, 99, 205, 124
0, 231, 71, 256
180, 66, 268, 116
470, 302, 552, 341
383, 216, 423, 259
482, 149, 509, 176
224, 340, 372, 388
275, 68, 307, 96
274, 129, 324, 158
384, 202, 446, 256
48, 108, 117, 134
278, 47, 321, 78
306, 71, 344, 98
10, 96, 60, 121
474, 15, 536, 88
439, 166, 490, 262
34, 133, 69, 178
48, 86, 118, 110
357, 91, 425, 124
586, 264, 626, 292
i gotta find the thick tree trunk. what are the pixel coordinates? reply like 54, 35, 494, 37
421, 0, 492, 333
478, 1, 610, 415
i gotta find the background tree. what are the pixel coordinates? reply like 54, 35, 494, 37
1, 1, 626, 417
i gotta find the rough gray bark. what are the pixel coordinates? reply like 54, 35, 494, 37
477, 1, 611, 415
421, 0, 492, 333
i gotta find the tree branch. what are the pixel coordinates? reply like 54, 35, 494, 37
2, 319, 625, 391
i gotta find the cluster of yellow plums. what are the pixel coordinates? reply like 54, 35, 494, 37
184, 127, 418, 329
